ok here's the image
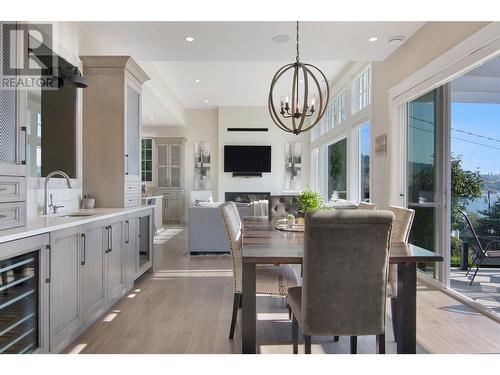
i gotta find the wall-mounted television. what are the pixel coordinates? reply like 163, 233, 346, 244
224, 145, 271, 173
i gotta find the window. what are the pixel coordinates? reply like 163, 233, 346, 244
328, 138, 347, 200
359, 123, 371, 202
141, 138, 153, 182
311, 148, 319, 192
353, 67, 371, 113
332, 91, 347, 128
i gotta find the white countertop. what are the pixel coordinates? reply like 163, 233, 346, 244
0, 206, 153, 245
142, 195, 164, 200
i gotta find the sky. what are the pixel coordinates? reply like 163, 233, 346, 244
451, 102, 500, 175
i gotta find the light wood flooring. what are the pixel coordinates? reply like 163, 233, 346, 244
65, 227, 500, 354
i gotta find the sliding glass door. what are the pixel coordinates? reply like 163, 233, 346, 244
407, 89, 445, 278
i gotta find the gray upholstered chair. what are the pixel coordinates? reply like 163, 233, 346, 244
357, 202, 378, 210
387, 205, 415, 341
268, 195, 300, 221
220, 202, 299, 339
288, 210, 394, 354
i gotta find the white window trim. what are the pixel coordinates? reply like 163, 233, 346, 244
352, 65, 372, 114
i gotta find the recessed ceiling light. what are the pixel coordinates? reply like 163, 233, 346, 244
194, 79, 200, 83
204, 99, 209, 103
369, 36, 378, 42
272, 34, 290, 43
388, 35, 405, 44
185, 36, 195, 42
149, 117, 155, 120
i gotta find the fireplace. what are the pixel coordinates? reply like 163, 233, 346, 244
225, 192, 270, 203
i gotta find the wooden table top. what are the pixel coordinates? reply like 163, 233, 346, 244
241, 217, 444, 265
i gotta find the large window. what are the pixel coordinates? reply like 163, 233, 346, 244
141, 138, 153, 182
353, 67, 371, 113
359, 123, 371, 202
328, 138, 347, 200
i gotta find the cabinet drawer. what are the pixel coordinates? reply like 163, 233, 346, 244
0, 202, 27, 230
124, 194, 141, 208
125, 183, 141, 194
0, 176, 26, 203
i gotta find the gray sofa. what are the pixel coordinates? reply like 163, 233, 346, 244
188, 203, 251, 254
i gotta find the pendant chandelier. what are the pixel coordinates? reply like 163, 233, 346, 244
268, 21, 329, 135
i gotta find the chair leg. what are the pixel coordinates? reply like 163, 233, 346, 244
391, 297, 398, 342
288, 305, 292, 320
333, 336, 339, 342
466, 253, 479, 276
239, 295, 242, 309
292, 315, 298, 354
350, 336, 357, 354
376, 333, 386, 354
304, 335, 311, 354
469, 258, 483, 285
229, 293, 241, 339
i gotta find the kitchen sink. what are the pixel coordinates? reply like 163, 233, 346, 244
59, 213, 95, 218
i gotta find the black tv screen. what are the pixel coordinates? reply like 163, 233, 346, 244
224, 145, 271, 173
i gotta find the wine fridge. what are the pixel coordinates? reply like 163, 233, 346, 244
0, 251, 39, 354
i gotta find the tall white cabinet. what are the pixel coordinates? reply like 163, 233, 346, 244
81, 56, 149, 208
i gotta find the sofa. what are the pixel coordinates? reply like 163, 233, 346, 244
188, 202, 255, 254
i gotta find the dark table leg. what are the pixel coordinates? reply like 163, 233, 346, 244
396, 262, 417, 354
242, 262, 256, 354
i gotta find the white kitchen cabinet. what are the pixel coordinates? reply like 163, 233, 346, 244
105, 220, 125, 306
81, 56, 149, 208
48, 226, 82, 352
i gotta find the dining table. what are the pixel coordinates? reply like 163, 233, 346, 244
241, 217, 444, 354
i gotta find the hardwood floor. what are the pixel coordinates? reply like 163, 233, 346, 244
65, 227, 500, 354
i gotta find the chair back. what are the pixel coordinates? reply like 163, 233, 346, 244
357, 202, 378, 210
220, 202, 243, 293
460, 210, 486, 257
302, 210, 393, 336
388, 206, 415, 243
268, 195, 300, 221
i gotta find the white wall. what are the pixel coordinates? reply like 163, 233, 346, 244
218, 107, 310, 200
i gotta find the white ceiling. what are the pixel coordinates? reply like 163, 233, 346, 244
78, 21, 425, 125
452, 56, 500, 103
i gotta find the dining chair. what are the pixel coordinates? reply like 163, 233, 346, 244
357, 202, 378, 210
288, 210, 393, 354
387, 205, 415, 342
460, 210, 500, 285
220, 202, 299, 339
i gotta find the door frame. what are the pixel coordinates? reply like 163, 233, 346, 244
389, 23, 500, 285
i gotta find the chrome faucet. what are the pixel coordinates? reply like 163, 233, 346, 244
43, 170, 72, 215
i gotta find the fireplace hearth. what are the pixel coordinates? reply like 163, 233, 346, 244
225, 192, 270, 203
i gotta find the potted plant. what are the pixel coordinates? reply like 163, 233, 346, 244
297, 186, 324, 224
287, 213, 295, 227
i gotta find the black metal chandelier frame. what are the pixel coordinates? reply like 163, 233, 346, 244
268, 21, 329, 135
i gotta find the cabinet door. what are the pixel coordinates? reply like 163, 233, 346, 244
0, 22, 25, 176
157, 144, 168, 188
81, 222, 105, 324
164, 196, 179, 222
105, 221, 125, 306
49, 227, 82, 352
123, 217, 137, 289
137, 214, 152, 276
125, 83, 140, 182
169, 144, 182, 188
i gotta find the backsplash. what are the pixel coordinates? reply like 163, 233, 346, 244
27, 187, 82, 216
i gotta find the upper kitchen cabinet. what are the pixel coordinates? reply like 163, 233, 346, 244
0, 22, 26, 178
81, 56, 149, 208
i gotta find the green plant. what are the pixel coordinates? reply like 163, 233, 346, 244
287, 213, 295, 220
298, 186, 324, 212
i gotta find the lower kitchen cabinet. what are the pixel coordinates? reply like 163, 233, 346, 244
105, 220, 125, 306
48, 227, 83, 352
0, 207, 153, 354
81, 221, 106, 325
